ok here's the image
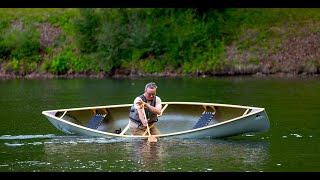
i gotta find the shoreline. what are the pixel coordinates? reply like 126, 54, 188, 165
0, 71, 319, 80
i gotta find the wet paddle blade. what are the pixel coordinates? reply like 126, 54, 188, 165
148, 135, 158, 143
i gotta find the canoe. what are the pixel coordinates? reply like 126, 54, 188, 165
41, 102, 270, 139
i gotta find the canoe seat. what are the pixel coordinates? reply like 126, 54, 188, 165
87, 114, 106, 129
193, 111, 216, 129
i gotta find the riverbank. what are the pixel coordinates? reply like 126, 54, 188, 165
0, 70, 319, 80
0, 9, 319, 78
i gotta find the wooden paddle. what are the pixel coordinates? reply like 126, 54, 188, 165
142, 103, 157, 143
142, 104, 168, 136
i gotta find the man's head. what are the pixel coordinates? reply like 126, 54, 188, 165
144, 82, 157, 100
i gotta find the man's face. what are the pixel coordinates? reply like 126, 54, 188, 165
145, 88, 156, 100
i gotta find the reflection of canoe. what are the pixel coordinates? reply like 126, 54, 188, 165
42, 102, 270, 139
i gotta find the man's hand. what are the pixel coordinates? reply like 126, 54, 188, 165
141, 118, 148, 127
136, 99, 146, 109
137, 100, 148, 126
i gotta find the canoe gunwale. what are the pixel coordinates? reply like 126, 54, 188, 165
42, 101, 262, 113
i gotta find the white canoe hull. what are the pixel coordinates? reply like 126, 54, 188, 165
42, 102, 270, 139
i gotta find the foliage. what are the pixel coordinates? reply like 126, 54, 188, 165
74, 8, 101, 53
3, 58, 20, 72
0, 26, 40, 62
48, 49, 71, 74
1, 8, 320, 75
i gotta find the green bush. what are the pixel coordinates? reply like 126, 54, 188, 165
49, 49, 71, 74
20, 61, 37, 74
39, 59, 52, 73
206, 40, 226, 71
1, 27, 40, 62
3, 58, 19, 73
74, 8, 101, 53
69, 55, 87, 72
141, 58, 164, 73
0, 37, 10, 59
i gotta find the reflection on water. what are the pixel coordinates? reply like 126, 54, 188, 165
124, 140, 166, 172
38, 137, 269, 172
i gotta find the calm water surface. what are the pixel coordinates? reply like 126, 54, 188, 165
0, 76, 319, 172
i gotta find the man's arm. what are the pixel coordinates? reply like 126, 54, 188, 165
144, 97, 162, 115
137, 108, 147, 126
134, 97, 148, 126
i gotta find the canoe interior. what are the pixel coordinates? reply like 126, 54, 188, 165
54, 104, 252, 135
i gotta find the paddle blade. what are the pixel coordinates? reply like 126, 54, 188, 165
148, 135, 158, 143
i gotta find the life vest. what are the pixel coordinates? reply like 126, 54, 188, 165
129, 94, 158, 126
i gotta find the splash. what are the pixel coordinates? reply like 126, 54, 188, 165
4, 142, 24, 147
0, 134, 57, 140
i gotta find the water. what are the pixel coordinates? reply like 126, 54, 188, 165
0, 76, 319, 172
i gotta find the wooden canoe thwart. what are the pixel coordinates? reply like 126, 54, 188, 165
42, 102, 270, 139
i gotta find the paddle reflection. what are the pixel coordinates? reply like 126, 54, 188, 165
124, 139, 166, 172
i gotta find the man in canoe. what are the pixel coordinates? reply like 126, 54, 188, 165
129, 82, 162, 137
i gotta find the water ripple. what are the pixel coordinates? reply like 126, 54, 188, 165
0, 134, 57, 140
4, 143, 24, 147
289, 133, 302, 138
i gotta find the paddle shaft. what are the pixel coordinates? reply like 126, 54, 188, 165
142, 104, 167, 136
142, 104, 152, 136
141, 103, 157, 143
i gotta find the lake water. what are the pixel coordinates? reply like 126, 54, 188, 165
0, 76, 319, 172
